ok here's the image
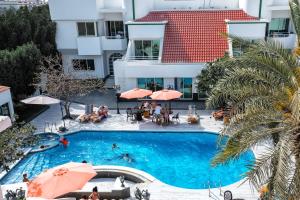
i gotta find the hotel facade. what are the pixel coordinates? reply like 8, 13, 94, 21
48, 0, 297, 100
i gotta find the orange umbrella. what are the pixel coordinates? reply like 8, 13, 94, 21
27, 162, 96, 199
120, 88, 152, 99
150, 89, 182, 100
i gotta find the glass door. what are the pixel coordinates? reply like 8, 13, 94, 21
175, 78, 193, 99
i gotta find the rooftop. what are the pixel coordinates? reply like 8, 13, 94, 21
136, 10, 257, 63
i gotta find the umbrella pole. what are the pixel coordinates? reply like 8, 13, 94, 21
60, 102, 66, 130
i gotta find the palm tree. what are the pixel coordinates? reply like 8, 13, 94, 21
289, 0, 300, 56
207, 40, 300, 199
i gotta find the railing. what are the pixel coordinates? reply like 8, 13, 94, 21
207, 180, 223, 200
127, 56, 159, 61
105, 35, 125, 39
0, 0, 47, 6
269, 32, 291, 38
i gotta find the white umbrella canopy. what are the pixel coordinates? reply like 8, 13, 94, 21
21, 95, 60, 105
0, 116, 12, 132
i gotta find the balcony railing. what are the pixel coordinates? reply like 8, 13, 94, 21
105, 35, 125, 39
269, 32, 291, 38
127, 56, 159, 61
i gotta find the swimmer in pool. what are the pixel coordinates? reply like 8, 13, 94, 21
112, 143, 119, 150
121, 153, 134, 163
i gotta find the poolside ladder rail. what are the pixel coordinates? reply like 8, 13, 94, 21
208, 181, 211, 197
219, 179, 223, 196
207, 180, 221, 200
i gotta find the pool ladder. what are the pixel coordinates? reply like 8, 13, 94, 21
208, 180, 223, 200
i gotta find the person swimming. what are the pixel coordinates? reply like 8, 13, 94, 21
122, 153, 134, 163
59, 137, 69, 147
112, 143, 119, 150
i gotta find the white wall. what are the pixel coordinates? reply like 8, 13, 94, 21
102, 37, 127, 50
56, 21, 78, 50
127, 24, 166, 39
134, 0, 154, 19
227, 22, 267, 39
104, 0, 123, 8
114, 60, 205, 91
269, 34, 297, 49
153, 0, 239, 10
77, 37, 102, 55
239, 0, 261, 17
62, 54, 105, 79
0, 90, 14, 120
103, 13, 124, 21
48, 0, 102, 20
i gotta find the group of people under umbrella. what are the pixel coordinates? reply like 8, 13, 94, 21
120, 88, 182, 124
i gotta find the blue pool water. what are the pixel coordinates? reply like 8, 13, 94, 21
0, 131, 254, 189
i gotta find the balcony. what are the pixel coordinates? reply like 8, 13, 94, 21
101, 36, 127, 51
126, 56, 159, 61
268, 33, 297, 49
77, 37, 102, 55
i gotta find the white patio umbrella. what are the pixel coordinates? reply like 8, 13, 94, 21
0, 116, 12, 132
21, 95, 67, 131
21, 95, 60, 105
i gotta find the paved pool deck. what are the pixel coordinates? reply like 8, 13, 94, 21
1, 103, 260, 200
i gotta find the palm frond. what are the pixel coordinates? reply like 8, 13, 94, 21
289, 0, 300, 39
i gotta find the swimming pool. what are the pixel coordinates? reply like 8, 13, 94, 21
0, 131, 254, 189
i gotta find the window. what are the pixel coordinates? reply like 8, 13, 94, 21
175, 78, 193, 99
134, 40, 160, 60
77, 22, 97, 36
0, 103, 10, 117
72, 59, 95, 71
269, 18, 290, 37
232, 40, 243, 57
137, 78, 164, 91
108, 53, 123, 75
106, 21, 124, 38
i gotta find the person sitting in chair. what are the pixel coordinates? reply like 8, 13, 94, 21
154, 104, 162, 115
98, 106, 108, 118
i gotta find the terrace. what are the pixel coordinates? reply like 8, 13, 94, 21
0, 98, 263, 200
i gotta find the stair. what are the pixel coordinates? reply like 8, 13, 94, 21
104, 76, 115, 89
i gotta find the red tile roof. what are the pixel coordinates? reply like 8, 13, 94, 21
136, 10, 257, 63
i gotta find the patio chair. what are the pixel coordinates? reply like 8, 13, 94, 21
152, 113, 160, 123
172, 113, 180, 122
126, 108, 134, 121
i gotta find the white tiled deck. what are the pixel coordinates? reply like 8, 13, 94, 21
31, 104, 223, 134
2, 103, 260, 200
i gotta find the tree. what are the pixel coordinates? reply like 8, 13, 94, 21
196, 57, 228, 97
36, 55, 104, 120
289, 0, 300, 56
207, 39, 300, 199
0, 5, 56, 56
0, 122, 37, 172
0, 43, 41, 100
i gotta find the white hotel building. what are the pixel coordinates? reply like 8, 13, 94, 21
48, 0, 297, 100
